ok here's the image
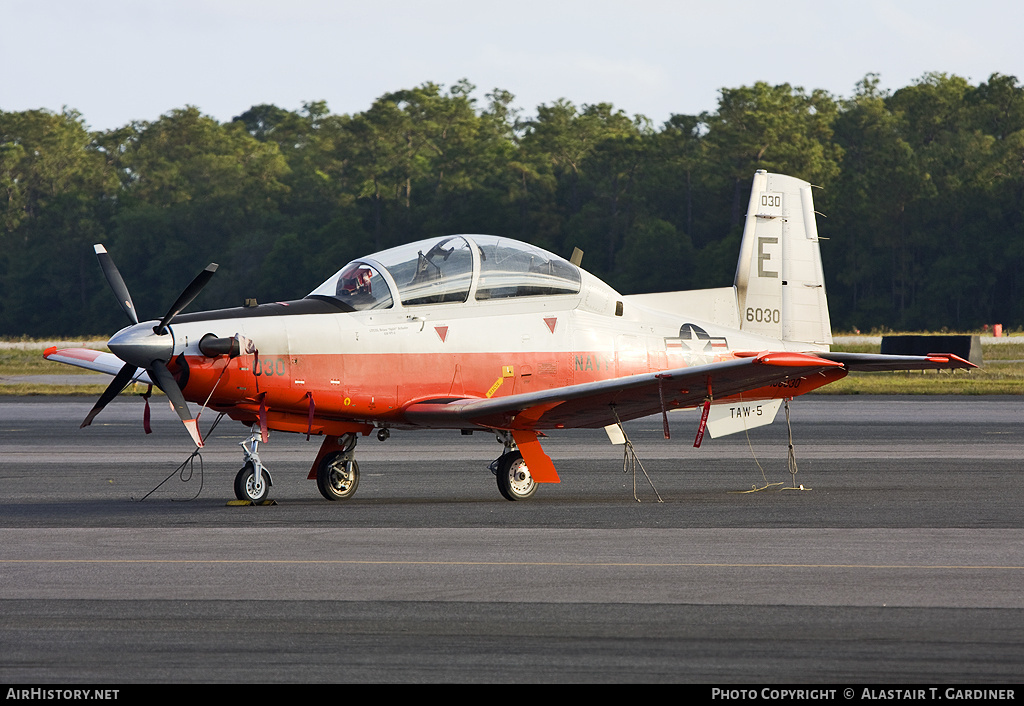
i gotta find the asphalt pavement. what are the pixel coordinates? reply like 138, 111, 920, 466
1, 395, 1022, 684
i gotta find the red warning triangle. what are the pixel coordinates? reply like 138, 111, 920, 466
435, 326, 448, 342
543, 317, 557, 334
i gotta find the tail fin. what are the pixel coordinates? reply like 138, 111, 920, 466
734, 170, 832, 346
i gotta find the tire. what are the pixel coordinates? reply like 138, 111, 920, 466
495, 451, 537, 501
317, 452, 360, 501
234, 462, 270, 503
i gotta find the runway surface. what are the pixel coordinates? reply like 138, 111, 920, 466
1, 395, 1023, 683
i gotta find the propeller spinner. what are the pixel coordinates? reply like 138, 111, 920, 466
83, 244, 217, 447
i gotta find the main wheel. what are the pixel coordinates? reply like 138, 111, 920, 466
234, 462, 270, 502
495, 451, 537, 501
317, 452, 360, 501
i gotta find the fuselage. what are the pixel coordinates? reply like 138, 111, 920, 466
140, 234, 834, 437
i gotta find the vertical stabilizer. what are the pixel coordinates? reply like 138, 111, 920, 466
734, 170, 832, 346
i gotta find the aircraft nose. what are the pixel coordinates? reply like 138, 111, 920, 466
108, 321, 174, 368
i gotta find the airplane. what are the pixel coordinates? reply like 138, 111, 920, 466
45, 170, 975, 502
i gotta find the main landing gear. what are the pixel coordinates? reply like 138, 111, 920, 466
490, 432, 537, 501
234, 429, 274, 502
316, 432, 360, 501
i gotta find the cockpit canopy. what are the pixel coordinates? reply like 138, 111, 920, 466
308, 235, 582, 311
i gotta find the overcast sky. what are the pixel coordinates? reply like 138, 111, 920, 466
4, 0, 1023, 131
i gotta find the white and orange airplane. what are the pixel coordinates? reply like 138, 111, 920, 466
46, 171, 973, 502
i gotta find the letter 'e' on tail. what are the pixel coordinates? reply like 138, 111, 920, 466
734, 170, 832, 346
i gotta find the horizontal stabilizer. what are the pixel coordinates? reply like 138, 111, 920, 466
814, 351, 976, 371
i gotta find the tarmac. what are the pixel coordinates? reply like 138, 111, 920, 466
1, 395, 1022, 683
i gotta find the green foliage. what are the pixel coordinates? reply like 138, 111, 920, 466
825, 72, 1024, 331
2, 73, 1023, 336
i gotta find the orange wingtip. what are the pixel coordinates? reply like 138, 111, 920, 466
926, 353, 977, 368
754, 351, 844, 368
44, 347, 104, 362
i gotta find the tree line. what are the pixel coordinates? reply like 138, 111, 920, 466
2, 72, 1022, 337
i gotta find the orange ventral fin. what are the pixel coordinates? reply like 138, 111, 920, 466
510, 430, 559, 483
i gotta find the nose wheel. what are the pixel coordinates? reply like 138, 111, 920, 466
234, 462, 270, 502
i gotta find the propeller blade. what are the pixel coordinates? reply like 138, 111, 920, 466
155, 263, 218, 334
81, 362, 140, 428
148, 360, 204, 448
94, 244, 139, 325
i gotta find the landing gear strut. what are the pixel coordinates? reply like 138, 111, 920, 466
316, 432, 360, 501
234, 429, 274, 502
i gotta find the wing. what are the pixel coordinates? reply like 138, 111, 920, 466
814, 351, 976, 371
402, 351, 846, 431
43, 347, 154, 384
402, 350, 975, 431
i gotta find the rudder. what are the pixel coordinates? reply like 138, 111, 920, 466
734, 170, 832, 346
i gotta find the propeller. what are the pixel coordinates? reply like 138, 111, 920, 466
83, 244, 218, 448
94, 245, 139, 325
81, 361, 139, 429
155, 263, 218, 335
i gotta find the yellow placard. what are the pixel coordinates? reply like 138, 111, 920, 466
486, 378, 503, 398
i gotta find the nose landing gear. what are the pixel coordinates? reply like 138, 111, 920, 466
234, 429, 274, 503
